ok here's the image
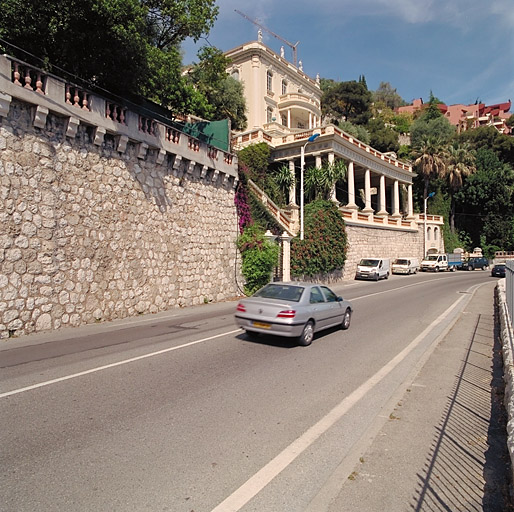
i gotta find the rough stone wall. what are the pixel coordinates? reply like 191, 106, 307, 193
0, 100, 241, 339
343, 224, 424, 280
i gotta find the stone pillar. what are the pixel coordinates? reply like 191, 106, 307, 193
363, 169, 373, 213
376, 174, 387, 216
287, 109, 291, 129
328, 152, 338, 202
406, 183, 414, 218
345, 161, 357, 209
280, 232, 293, 282
288, 159, 296, 205
392, 179, 401, 218
315, 155, 322, 169
252, 55, 261, 128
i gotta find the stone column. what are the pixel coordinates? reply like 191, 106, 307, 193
376, 174, 387, 216
287, 109, 291, 129
406, 183, 414, 218
251, 55, 261, 128
288, 159, 296, 205
280, 231, 293, 282
363, 169, 373, 213
392, 179, 401, 218
315, 155, 322, 169
345, 161, 357, 209
328, 152, 338, 202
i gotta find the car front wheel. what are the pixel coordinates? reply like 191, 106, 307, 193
342, 308, 351, 330
298, 321, 314, 346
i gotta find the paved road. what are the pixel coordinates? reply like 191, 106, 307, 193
0, 271, 502, 511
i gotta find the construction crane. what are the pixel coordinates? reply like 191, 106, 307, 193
235, 9, 300, 66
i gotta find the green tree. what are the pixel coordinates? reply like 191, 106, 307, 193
322, 80, 372, 125
367, 118, 399, 153
440, 142, 476, 233
237, 225, 280, 295
338, 121, 370, 144
305, 160, 347, 201
373, 81, 406, 110
412, 136, 448, 200
0, 0, 220, 115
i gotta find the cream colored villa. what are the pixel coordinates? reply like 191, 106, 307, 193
225, 36, 444, 275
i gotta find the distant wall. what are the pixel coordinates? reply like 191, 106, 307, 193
0, 99, 241, 339
343, 224, 424, 280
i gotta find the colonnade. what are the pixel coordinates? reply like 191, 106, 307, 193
286, 151, 414, 219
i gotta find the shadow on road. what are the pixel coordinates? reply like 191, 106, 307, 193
411, 312, 513, 511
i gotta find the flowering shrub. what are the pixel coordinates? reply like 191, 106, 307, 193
234, 178, 252, 234
291, 200, 347, 277
237, 225, 280, 295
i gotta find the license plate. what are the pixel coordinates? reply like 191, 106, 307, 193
253, 321, 271, 329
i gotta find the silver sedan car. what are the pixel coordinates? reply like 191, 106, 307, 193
235, 282, 353, 346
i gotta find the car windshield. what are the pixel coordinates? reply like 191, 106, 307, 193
394, 259, 409, 265
426, 255, 438, 261
253, 284, 304, 302
360, 259, 379, 266
495, 264, 506, 268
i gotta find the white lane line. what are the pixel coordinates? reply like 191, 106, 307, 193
210, 292, 468, 512
0, 329, 241, 399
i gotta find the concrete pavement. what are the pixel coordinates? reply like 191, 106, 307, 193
313, 280, 513, 511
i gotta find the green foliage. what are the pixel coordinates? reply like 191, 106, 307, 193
247, 190, 282, 233
237, 143, 271, 184
367, 118, 399, 153
373, 82, 406, 109
391, 112, 413, 134
291, 200, 348, 277
410, 116, 455, 149
338, 121, 370, 144
305, 160, 347, 201
0, 0, 222, 117
237, 225, 280, 295
322, 80, 372, 125
457, 126, 514, 167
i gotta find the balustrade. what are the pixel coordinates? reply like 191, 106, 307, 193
12, 61, 45, 94
65, 85, 89, 111
106, 102, 127, 124
138, 115, 156, 136
166, 127, 181, 143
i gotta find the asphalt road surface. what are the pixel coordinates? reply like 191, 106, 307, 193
1, 270, 495, 511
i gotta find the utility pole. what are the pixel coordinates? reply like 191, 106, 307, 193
234, 10, 300, 66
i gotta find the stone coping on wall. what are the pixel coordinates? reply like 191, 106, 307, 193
0, 54, 238, 182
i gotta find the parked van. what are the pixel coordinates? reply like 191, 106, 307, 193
392, 257, 419, 275
355, 258, 390, 281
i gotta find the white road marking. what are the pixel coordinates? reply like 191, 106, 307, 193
210, 291, 467, 512
0, 329, 241, 399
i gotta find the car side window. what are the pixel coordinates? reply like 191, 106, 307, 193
320, 286, 337, 302
310, 287, 325, 304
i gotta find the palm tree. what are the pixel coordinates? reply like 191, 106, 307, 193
305, 160, 347, 201
412, 135, 447, 201
441, 142, 476, 232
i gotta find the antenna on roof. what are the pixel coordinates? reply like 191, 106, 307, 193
234, 9, 300, 66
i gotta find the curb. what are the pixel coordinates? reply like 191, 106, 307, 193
497, 279, 514, 487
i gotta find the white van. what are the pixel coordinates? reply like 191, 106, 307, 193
392, 257, 419, 275
355, 258, 390, 281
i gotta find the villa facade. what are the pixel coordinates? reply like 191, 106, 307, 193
224, 37, 444, 278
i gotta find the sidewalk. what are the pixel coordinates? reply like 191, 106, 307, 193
322, 281, 513, 511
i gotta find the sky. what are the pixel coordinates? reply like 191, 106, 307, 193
182, 0, 514, 107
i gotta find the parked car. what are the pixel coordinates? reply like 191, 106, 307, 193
421, 253, 461, 272
491, 263, 506, 277
392, 257, 419, 275
235, 282, 353, 346
460, 256, 489, 270
355, 258, 390, 281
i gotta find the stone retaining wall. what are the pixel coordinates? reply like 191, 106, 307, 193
343, 224, 424, 280
0, 100, 241, 339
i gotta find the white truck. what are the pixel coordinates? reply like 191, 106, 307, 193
355, 258, 390, 281
392, 257, 420, 275
420, 253, 461, 272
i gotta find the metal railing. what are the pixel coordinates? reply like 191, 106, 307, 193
507, 260, 514, 326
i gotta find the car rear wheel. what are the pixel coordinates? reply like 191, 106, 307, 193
468, 265, 473, 271
298, 321, 314, 346
341, 308, 351, 330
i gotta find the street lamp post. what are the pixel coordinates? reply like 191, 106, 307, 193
424, 191, 435, 257
300, 133, 320, 240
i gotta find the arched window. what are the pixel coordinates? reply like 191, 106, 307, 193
266, 70, 273, 93
231, 69, 240, 81
434, 227, 439, 240
427, 227, 432, 241
282, 80, 287, 95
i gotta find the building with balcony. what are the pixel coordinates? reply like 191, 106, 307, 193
398, 98, 512, 135
225, 37, 444, 278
